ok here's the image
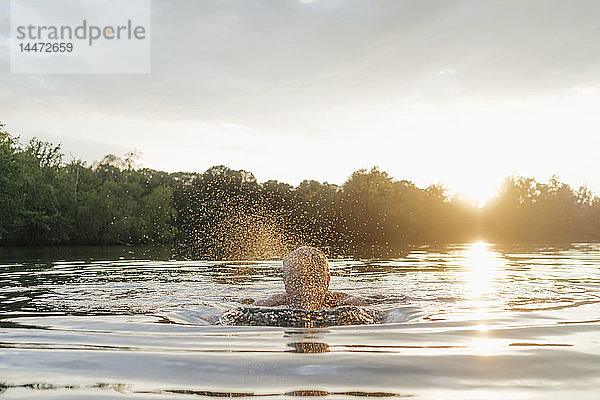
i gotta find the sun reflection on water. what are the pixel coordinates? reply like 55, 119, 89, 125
460, 241, 507, 330
462, 241, 505, 297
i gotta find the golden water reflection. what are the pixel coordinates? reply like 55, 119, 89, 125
460, 241, 507, 331
461, 241, 506, 298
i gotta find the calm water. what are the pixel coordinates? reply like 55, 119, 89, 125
1, 242, 599, 399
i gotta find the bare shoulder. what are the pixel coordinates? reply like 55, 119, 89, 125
327, 291, 367, 307
254, 293, 289, 307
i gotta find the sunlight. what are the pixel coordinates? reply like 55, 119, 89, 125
474, 189, 494, 208
455, 181, 496, 208
460, 241, 507, 331
462, 241, 505, 297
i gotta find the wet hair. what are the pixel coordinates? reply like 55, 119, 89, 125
283, 246, 330, 309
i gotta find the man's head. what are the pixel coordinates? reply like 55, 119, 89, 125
282, 246, 330, 310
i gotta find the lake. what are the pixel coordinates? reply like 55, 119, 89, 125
1, 242, 599, 399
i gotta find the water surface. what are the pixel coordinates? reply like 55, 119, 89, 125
1, 242, 599, 399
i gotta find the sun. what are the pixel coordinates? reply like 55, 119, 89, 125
472, 188, 495, 208
456, 184, 496, 208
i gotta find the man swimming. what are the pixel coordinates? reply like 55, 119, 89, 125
255, 246, 365, 310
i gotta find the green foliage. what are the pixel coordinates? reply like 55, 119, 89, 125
0, 126, 176, 245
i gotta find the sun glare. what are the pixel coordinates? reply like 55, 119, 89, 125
463, 241, 504, 296
459, 185, 496, 208
460, 241, 507, 330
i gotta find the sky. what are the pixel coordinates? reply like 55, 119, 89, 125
1, 0, 600, 206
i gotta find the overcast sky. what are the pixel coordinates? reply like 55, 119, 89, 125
1, 0, 600, 204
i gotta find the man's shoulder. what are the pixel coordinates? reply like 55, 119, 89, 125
326, 291, 366, 307
255, 293, 289, 307
327, 291, 349, 302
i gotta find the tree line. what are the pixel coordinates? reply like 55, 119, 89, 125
1, 124, 599, 258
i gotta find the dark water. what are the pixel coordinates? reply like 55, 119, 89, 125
1, 242, 599, 399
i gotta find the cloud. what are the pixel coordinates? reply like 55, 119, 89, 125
3, 0, 600, 120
